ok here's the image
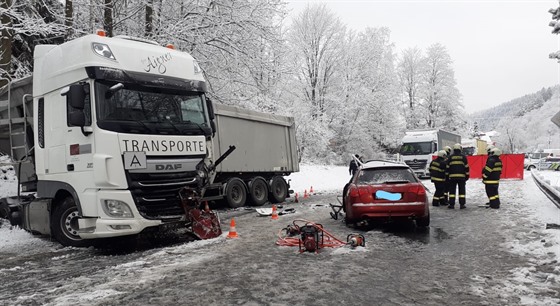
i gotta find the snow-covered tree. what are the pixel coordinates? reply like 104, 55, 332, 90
419, 43, 462, 130
0, 0, 65, 83
397, 47, 424, 129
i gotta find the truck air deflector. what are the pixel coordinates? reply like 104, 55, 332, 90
85, 66, 207, 92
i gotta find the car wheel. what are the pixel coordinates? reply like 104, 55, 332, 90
52, 196, 90, 247
528, 165, 535, 170
416, 214, 430, 227
225, 178, 247, 208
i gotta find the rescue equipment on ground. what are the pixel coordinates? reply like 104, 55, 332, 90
179, 187, 222, 240
276, 219, 351, 253
347, 233, 365, 248
329, 196, 344, 220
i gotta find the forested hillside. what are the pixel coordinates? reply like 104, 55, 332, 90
470, 86, 560, 153
1, 1, 555, 162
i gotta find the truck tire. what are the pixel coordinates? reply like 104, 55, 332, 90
0, 199, 9, 220
248, 177, 268, 206
225, 178, 247, 208
52, 196, 90, 247
268, 176, 288, 204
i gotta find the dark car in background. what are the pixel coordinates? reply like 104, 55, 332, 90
343, 160, 430, 227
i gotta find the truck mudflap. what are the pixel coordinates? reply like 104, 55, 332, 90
179, 187, 222, 239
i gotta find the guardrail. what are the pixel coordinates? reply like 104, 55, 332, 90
531, 170, 560, 209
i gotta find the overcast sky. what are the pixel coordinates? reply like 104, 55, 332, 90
286, 0, 560, 114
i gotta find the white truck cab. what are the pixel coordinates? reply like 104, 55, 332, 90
0, 33, 216, 246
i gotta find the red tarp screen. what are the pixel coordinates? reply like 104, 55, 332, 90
466, 154, 524, 180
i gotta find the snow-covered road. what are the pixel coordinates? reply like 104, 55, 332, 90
1, 166, 559, 305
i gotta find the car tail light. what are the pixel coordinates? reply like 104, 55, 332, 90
348, 185, 374, 204
407, 184, 427, 201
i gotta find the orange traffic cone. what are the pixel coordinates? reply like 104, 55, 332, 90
226, 218, 239, 238
294, 192, 299, 203
310, 186, 314, 194
271, 205, 279, 220
304, 189, 309, 199
204, 201, 210, 213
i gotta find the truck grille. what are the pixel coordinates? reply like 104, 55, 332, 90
126, 170, 198, 220
404, 159, 428, 170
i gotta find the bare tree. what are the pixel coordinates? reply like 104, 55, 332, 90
65, 0, 73, 39
103, 0, 113, 36
1, 0, 13, 85
145, 0, 153, 36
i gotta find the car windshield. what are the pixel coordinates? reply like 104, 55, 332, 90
357, 168, 417, 184
399, 142, 432, 155
94, 81, 210, 135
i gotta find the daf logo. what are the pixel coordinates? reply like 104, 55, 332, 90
155, 164, 182, 171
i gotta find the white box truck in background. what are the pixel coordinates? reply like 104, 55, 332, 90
0, 32, 298, 247
399, 129, 461, 177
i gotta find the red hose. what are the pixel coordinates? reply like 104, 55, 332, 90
276, 219, 347, 248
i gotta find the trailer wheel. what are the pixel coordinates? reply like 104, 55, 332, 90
0, 199, 9, 220
225, 178, 247, 208
52, 196, 90, 247
268, 176, 288, 204
248, 177, 268, 206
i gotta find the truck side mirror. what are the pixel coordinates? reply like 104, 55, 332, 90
69, 111, 86, 127
62, 84, 87, 109
206, 97, 215, 120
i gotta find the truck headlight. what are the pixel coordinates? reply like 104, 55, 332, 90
103, 200, 133, 218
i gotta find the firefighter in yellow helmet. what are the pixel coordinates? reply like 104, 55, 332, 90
429, 150, 448, 206
483, 147, 502, 209
446, 143, 470, 209
442, 146, 452, 205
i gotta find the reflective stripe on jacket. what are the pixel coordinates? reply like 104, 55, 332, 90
446, 151, 470, 181
429, 157, 447, 183
483, 155, 502, 184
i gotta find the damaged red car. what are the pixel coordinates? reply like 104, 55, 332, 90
343, 160, 430, 227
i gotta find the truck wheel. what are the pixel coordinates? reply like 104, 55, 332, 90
0, 199, 9, 220
268, 176, 287, 204
225, 178, 247, 208
52, 196, 90, 247
248, 177, 268, 206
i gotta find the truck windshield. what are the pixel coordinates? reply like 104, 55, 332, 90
399, 142, 432, 155
95, 81, 210, 135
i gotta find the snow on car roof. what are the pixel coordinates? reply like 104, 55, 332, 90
361, 160, 410, 169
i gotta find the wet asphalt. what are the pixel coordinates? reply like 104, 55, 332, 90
1, 176, 559, 305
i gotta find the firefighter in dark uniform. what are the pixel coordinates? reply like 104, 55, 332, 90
429, 150, 448, 206
349, 154, 360, 176
483, 147, 502, 209
447, 143, 470, 209
442, 145, 452, 205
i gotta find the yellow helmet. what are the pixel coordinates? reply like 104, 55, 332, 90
453, 143, 462, 151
